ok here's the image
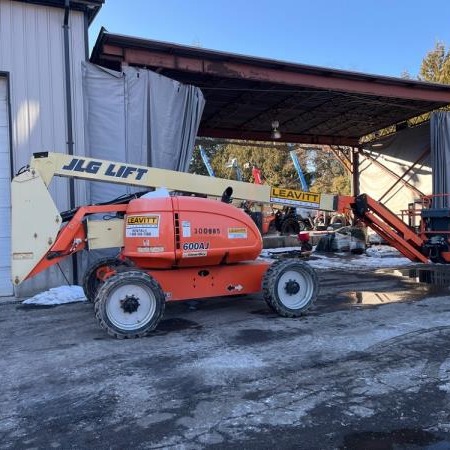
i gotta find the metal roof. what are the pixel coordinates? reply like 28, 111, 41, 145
16, 0, 104, 24
91, 29, 450, 146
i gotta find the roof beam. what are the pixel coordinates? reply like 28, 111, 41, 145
100, 45, 450, 103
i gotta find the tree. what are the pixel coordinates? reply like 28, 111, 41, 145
419, 42, 450, 84
308, 148, 351, 195
209, 143, 309, 189
189, 140, 225, 176
190, 139, 350, 194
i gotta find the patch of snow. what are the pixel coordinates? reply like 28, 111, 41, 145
308, 254, 414, 270
23, 285, 87, 305
260, 246, 306, 258
191, 352, 266, 370
260, 245, 416, 270
367, 229, 384, 244
347, 405, 375, 418
366, 245, 401, 258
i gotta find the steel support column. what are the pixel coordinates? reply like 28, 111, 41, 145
352, 147, 360, 197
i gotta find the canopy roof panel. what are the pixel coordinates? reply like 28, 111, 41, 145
91, 29, 450, 146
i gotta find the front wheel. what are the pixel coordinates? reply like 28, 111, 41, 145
94, 271, 165, 339
262, 260, 319, 317
82, 257, 131, 303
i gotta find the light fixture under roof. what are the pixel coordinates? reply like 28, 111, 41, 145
271, 120, 281, 140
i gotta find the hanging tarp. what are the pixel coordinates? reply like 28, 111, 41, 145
360, 123, 431, 214
82, 62, 205, 204
431, 112, 450, 208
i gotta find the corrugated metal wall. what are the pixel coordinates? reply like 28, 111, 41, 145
0, 0, 88, 295
0, 77, 12, 295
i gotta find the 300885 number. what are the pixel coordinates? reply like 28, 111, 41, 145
194, 228, 220, 235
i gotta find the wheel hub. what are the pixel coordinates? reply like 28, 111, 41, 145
120, 295, 140, 314
284, 279, 300, 295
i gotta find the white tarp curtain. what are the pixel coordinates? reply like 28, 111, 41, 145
431, 112, 450, 208
360, 123, 431, 214
81, 62, 205, 204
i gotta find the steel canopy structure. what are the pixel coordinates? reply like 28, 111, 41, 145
91, 28, 450, 147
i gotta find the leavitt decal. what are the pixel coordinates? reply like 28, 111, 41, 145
270, 187, 320, 207
126, 215, 160, 238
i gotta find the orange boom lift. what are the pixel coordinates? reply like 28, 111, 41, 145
12, 152, 321, 338
14, 152, 448, 338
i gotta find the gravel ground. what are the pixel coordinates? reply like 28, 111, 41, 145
2, 262, 450, 449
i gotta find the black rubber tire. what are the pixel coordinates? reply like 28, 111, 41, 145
330, 213, 346, 228
82, 257, 130, 303
94, 271, 165, 339
280, 216, 301, 235
430, 255, 446, 264
262, 260, 318, 317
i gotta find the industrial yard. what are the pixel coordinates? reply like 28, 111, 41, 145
2, 253, 450, 449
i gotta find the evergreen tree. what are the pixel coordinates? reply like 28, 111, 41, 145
189, 141, 225, 176
419, 42, 450, 84
190, 139, 350, 195
210, 142, 305, 189
308, 148, 351, 195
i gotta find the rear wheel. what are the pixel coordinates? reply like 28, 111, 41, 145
83, 257, 130, 303
280, 216, 300, 235
262, 260, 318, 317
94, 271, 165, 339
330, 213, 346, 228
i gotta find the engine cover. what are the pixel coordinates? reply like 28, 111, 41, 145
122, 196, 263, 269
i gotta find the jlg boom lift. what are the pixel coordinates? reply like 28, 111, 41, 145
11, 152, 449, 339
12, 152, 331, 339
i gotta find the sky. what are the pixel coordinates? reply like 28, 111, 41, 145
89, 0, 450, 79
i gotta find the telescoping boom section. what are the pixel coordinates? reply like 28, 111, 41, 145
29, 152, 335, 210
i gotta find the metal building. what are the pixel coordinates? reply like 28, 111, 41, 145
0, 0, 103, 296
3, 1, 450, 297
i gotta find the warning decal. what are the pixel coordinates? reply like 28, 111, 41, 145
182, 221, 191, 238
228, 227, 248, 239
126, 215, 160, 238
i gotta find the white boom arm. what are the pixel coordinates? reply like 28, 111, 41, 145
28, 152, 333, 208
